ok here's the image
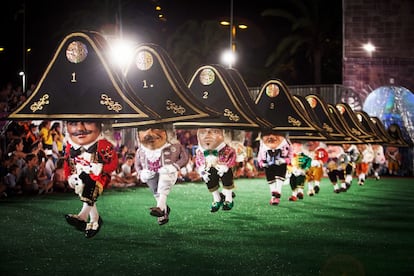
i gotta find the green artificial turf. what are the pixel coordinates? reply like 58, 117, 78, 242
1, 177, 413, 276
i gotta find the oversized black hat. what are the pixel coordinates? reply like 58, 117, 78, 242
290, 95, 332, 141
112, 43, 219, 128
327, 103, 367, 144
254, 80, 333, 139
8, 31, 159, 121
173, 64, 272, 130
335, 103, 378, 144
304, 94, 362, 144
355, 111, 388, 144
387, 123, 411, 147
368, 116, 406, 146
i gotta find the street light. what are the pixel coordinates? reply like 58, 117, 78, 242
19, 71, 26, 93
220, 0, 248, 68
362, 42, 376, 57
219, 21, 248, 54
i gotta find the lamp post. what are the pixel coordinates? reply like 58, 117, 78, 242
19, 71, 26, 93
220, 0, 247, 68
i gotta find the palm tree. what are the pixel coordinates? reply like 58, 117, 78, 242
165, 20, 228, 81
262, 0, 342, 84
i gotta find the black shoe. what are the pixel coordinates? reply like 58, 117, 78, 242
210, 201, 223, 212
314, 186, 320, 194
65, 214, 87, 231
222, 201, 234, 211
150, 207, 164, 217
85, 216, 103, 238
157, 206, 171, 226
220, 192, 236, 202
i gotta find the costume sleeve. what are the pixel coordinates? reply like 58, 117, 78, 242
134, 148, 144, 173
224, 145, 237, 168
99, 139, 118, 174
194, 148, 205, 169
63, 142, 72, 178
172, 144, 189, 170
257, 143, 267, 168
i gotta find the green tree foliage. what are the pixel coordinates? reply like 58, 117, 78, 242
165, 20, 228, 81
262, 0, 342, 84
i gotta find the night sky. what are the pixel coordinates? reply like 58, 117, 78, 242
1, 0, 342, 88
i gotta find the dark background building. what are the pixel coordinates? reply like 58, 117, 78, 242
342, 0, 414, 102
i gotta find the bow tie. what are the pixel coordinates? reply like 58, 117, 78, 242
204, 150, 218, 157
70, 143, 97, 157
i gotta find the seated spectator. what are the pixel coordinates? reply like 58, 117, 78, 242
20, 153, 40, 195
37, 156, 53, 194
52, 158, 68, 192
180, 155, 201, 182
244, 157, 259, 178
44, 150, 55, 179
3, 163, 22, 196
109, 154, 138, 188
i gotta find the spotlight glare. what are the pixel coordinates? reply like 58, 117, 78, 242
221, 49, 236, 68
109, 39, 135, 69
362, 42, 376, 53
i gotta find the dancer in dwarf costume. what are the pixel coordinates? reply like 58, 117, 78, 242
303, 141, 329, 196
288, 141, 312, 201
257, 130, 293, 205
195, 128, 237, 212
135, 125, 189, 225
355, 143, 374, 185
326, 145, 347, 193
64, 121, 118, 238
342, 143, 360, 190
385, 146, 401, 175
371, 144, 386, 180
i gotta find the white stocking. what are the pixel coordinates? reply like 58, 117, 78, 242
78, 202, 91, 222
89, 204, 99, 223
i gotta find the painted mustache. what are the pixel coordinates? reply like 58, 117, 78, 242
71, 130, 93, 136
142, 134, 160, 143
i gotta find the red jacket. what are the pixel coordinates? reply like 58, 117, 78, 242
64, 139, 118, 188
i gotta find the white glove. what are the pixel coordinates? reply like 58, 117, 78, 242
158, 164, 178, 174
275, 159, 286, 165
68, 174, 84, 195
311, 160, 321, 167
89, 163, 103, 175
200, 170, 211, 182
215, 164, 229, 177
75, 163, 103, 175
293, 169, 304, 176
261, 162, 269, 168
140, 169, 156, 183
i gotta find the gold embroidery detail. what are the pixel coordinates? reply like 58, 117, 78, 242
224, 108, 240, 122
351, 128, 361, 136
100, 94, 122, 112
288, 116, 301, 126
322, 123, 333, 133
166, 100, 185, 115
30, 94, 49, 112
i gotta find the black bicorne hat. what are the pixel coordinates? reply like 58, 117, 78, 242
355, 111, 388, 144
173, 64, 272, 130
254, 79, 332, 140
335, 103, 378, 144
8, 31, 159, 122
304, 94, 362, 144
387, 123, 411, 147
112, 43, 219, 129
